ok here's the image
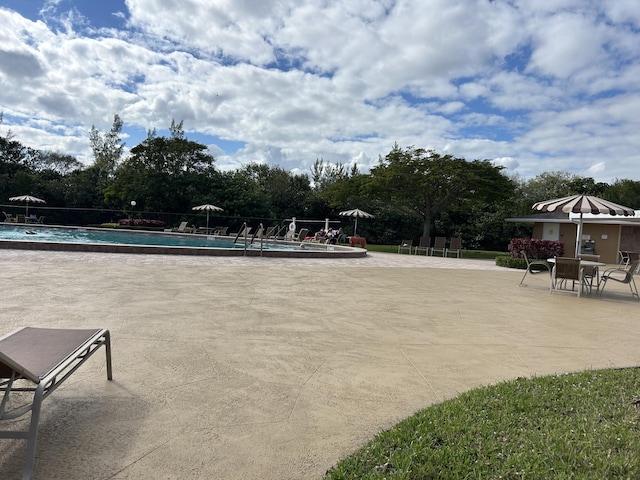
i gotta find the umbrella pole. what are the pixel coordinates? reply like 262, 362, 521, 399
354, 217, 358, 236
575, 214, 584, 257
25, 202, 29, 217
206, 211, 210, 230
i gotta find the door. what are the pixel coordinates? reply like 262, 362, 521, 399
542, 223, 560, 241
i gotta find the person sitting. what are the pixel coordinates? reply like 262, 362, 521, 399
325, 228, 337, 244
336, 228, 347, 244
314, 229, 326, 241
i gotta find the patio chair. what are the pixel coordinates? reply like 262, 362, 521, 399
3, 211, 14, 223
618, 250, 630, 266
519, 251, 551, 286
294, 228, 309, 242
445, 237, 462, 258
172, 221, 189, 232
626, 252, 640, 267
598, 259, 640, 300
414, 236, 431, 255
578, 254, 601, 292
16, 214, 26, 223
398, 239, 413, 254
0, 327, 112, 480
550, 257, 585, 297
430, 236, 446, 256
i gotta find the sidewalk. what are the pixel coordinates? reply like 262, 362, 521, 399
1, 250, 638, 479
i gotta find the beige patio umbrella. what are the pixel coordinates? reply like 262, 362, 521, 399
532, 194, 635, 257
339, 208, 374, 236
9, 195, 46, 217
192, 204, 223, 230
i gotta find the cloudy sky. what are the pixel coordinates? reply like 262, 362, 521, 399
1, 0, 639, 182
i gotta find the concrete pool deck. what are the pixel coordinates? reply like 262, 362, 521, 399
1, 250, 639, 479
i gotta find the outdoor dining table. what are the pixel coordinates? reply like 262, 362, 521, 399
547, 257, 606, 293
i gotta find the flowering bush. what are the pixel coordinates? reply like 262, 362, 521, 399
118, 218, 166, 228
509, 238, 564, 259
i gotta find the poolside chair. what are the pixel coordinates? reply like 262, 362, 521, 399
578, 254, 601, 292
294, 228, 309, 242
445, 237, 462, 258
598, 259, 640, 300
519, 251, 551, 286
430, 236, 446, 256
3, 211, 14, 223
16, 214, 26, 224
626, 252, 640, 267
414, 236, 431, 255
0, 327, 112, 480
618, 250, 630, 266
172, 221, 189, 232
550, 257, 585, 297
398, 239, 412, 254
265, 226, 277, 238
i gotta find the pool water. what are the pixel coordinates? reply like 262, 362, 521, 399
0, 224, 286, 250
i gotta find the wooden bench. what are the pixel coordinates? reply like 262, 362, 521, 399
0, 327, 112, 480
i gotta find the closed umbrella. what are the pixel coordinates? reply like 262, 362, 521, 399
532, 194, 635, 257
9, 195, 46, 217
338, 208, 374, 236
192, 204, 223, 230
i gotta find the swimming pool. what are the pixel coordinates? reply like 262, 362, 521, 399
0, 224, 366, 258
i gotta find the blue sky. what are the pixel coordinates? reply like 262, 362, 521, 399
1, 0, 639, 182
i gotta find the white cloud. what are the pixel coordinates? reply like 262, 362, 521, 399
0, 1, 638, 184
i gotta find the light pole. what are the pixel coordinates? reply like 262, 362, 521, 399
130, 200, 136, 227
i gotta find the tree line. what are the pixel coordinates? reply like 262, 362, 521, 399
2, 114, 640, 251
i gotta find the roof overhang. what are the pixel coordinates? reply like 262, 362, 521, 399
506, 210, 640, 225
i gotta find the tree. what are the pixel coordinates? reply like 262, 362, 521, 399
368, 144, 514, 238
89, 114, 125, 186
239, 163, 312, 218
104, 121, 216, 212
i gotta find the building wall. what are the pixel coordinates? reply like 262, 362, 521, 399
620, 226, 640, 254
531, 222, 621, 263
581, 224, 620, 264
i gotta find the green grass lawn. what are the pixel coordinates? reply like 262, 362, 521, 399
325, 368, 640, 479
364, 243, 506, 260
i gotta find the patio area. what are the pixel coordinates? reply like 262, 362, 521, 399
1, 250, 639, 479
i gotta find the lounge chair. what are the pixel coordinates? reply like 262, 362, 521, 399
0, 327, 112, 480
295, 228, 309, 242
172, 221, 189, 232
16, 214, 26, 224
398, 239, 412, 254
3, 211, 14, 223
414, 236, 431, 255
430, 236, 446, 256
265, 226, 277, 238
598, 259, 640, 299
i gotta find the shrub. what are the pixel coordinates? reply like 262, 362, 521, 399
495, 255, 526, 269
508, 238, 563, 259
117, 218, 166, 228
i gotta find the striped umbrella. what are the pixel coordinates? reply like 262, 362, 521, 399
532, 194, 635, 257
192, 204, 223, 230
9, 195, 46, 217
339, 208, 374, 236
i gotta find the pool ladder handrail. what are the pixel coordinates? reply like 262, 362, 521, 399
233, 222, 265, 255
